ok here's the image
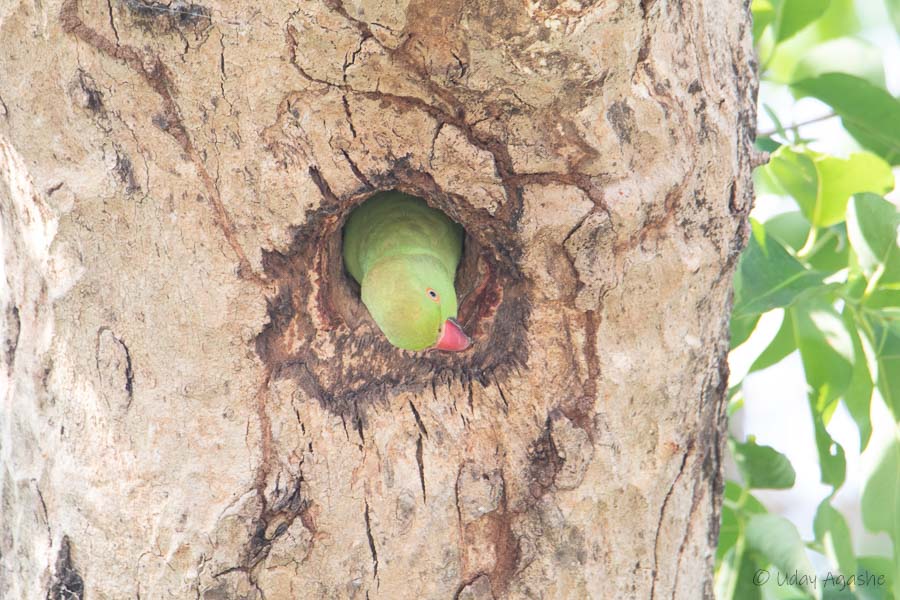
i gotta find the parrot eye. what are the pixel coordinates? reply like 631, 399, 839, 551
426, 288, 439, 302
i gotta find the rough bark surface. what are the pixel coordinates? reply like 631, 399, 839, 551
0, 0, 756, 597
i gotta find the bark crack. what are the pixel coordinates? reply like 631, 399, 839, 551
340, 148, 371, 190
408, 400, 429, 437
218, 32, 234, 112
494, 378, 509, 413
59, 0, 264, 285
416, 433, 426, 502
342, 35, 368, 83
122, 337, 134, 406
649, 441, 694, 600
94, 326, 135, 410
105, 0, 120, 46
341, 94, 356, 138
33, 479, 52, 544
284, 17, 610, 229
307, 165, 341, 205
113, 111, 151, 197
364, 499, 379, 581
453, 464, 463, 523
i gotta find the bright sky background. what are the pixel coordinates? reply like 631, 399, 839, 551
729, 0, 900, 566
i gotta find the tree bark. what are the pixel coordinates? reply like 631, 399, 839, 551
0, 0, 757, 597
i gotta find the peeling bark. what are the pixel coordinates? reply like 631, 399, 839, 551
1, 0, 755, 597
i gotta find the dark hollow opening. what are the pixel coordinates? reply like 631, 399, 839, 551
256, 170, 530, 421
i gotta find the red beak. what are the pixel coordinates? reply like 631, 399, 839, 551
433, 318, 472, 352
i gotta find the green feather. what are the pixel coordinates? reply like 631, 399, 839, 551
343, 191, 464, 350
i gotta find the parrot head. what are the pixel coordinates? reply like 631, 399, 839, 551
360, 254, 472, 352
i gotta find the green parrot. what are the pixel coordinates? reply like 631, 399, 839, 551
343, 191, 472, 352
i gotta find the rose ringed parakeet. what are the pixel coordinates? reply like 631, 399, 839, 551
343, 191, 472, 352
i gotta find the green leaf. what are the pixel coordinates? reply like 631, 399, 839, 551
808, 0, 856, 39
811, 153, 895, 228
791, 37, 886, 88
715, 544, 739, 599
855, 556, 894, 600
866, 289, 900, 311
733, 220, 826, 318
793, 299, 853, 488
717, 483, 771, 600
775, 0, 831, 42
806, 225, 850, 275
811, 411, 847, 488
860, 436, 900, 552
765, 146, 818, 211
765, 214, 849, 276
716, 546, 765, 600
844, 273, 869, 304
762, 0, 859, 83
846, 193, 899, 277
718, 503, 739, 564
880, 306, 900, 337
750, 310, 797, 373
731, 437, 797, 489
792, 74, 900, 164
731, 313, 761, 349
745, 514, 818, 596
733, 552, 766, 600
872, 322, 900, 419
764, 148, 894, 228
723, 481, 769, 515
767, 211, 812, 251
754, 160, 785, 196
822, 585, 860, 599
753, 0, 777, 43
813, 500, 856, 576
728, 386, 745, 418
887, 0, 900, 36
843, 310, 873, 452
791, 300, 855, 403
756, 135, 782, 154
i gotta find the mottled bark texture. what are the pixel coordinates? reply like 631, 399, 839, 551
0, 0, 756, 597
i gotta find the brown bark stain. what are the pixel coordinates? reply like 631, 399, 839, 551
526, 419, 565, 499
283, 5, 607, 228
58, 0, 263, 286
251, 371, 274, 501
456, 465, 520, 596
399, 0, 470, 90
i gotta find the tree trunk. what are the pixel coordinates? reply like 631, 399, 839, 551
0, 0, 756, 597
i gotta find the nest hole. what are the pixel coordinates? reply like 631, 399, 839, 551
256, 177, 530, 419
